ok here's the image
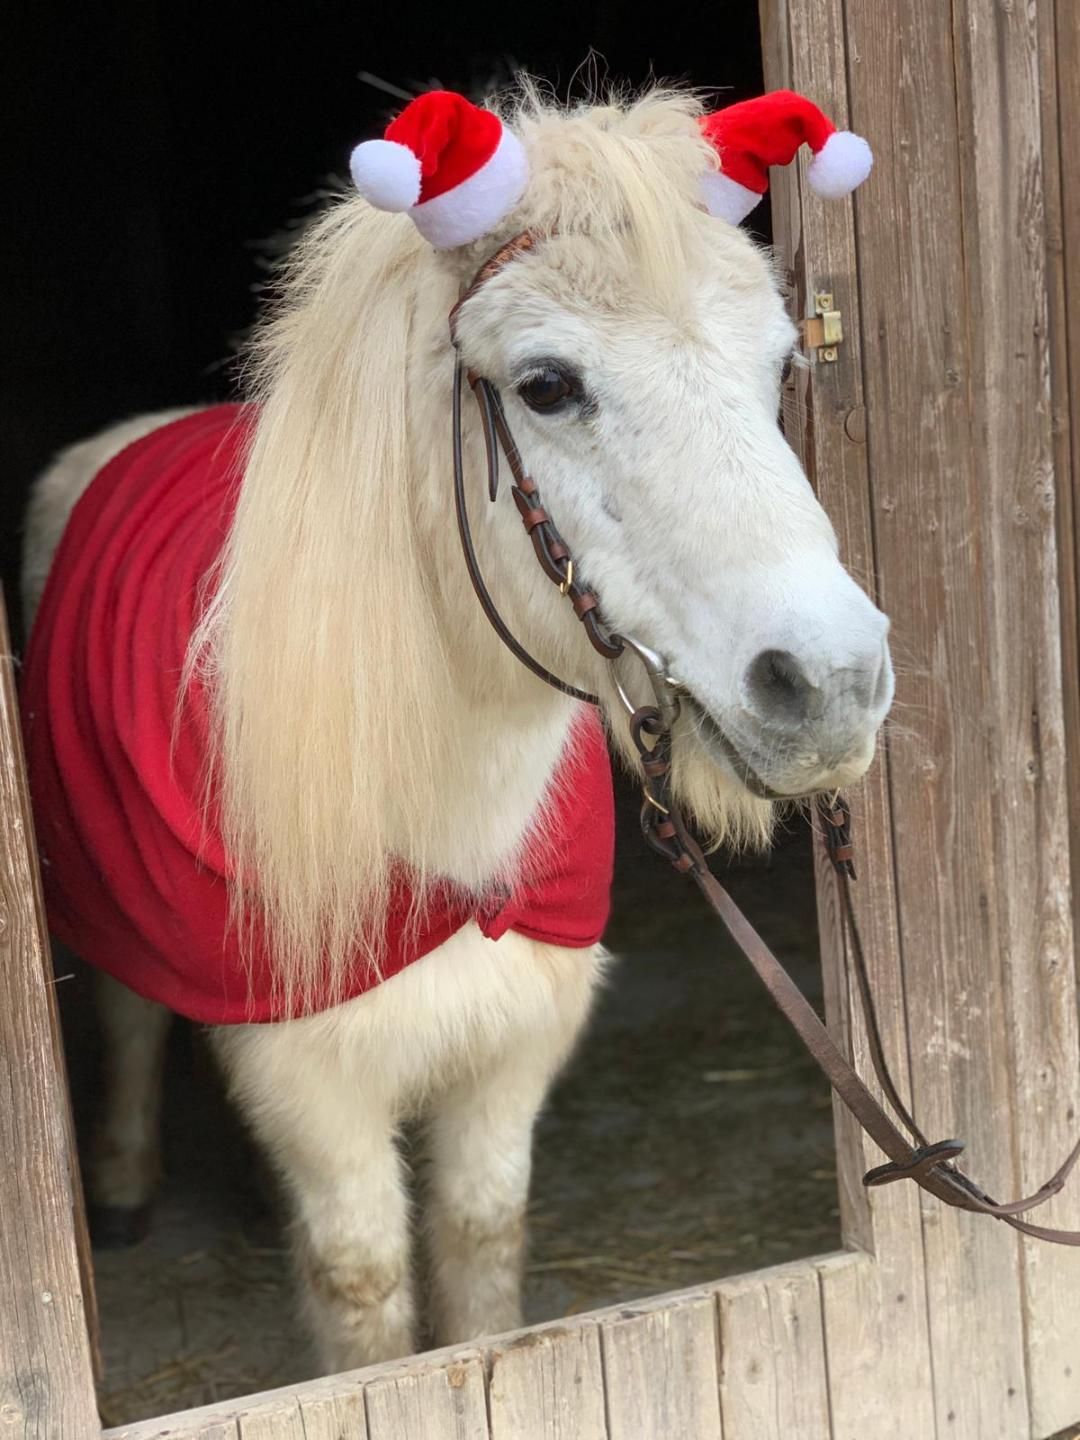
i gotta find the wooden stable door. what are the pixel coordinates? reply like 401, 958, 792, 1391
3, 1, 1080, 1436
761, 0, 1080, 1435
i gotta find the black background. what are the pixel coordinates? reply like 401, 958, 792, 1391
5, 2, 763, 639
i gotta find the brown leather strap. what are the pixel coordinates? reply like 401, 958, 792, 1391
633, 733, 1080, 1243
452, 350, 624, 705
452, 356, 600, 703
449, 231, 540, 342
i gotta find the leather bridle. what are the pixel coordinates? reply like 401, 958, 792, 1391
449, 230, 1080, 1245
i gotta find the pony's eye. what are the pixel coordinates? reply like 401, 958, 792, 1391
780, 355, 795, 385
518, 367, 578, 413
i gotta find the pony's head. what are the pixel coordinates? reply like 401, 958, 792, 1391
206, 83, 892, 1005
356, 85, 892, 825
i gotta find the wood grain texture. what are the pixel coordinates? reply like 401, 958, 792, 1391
0, 594, 100, 1438
103, 1411, 244, 1438
716, 1260, 829, 1440
599, 1296, 722, 1440
1058, 0, 1080, 889
237, 1394, 366, 1440
843, 0, 1063, 1433
1050, 0, 1080, 964
363, 1353, 488, 1440
299, 1390, 369, 1440
236, 1401, 306, 1439
103, 1381, 372, 1440
816, 1249, 929, 1440
487, 1325, 607, 1440
996, 0, 1080, 1429
757, 2, 937, 1436
940, 0, 1080, 1431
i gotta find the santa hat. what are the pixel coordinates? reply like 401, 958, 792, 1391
349, 90, 528, 250
700, 90, 872, 225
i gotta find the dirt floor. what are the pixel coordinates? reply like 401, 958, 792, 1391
59, 783, 838, 1426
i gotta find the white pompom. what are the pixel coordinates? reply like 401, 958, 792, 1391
807, 130, 873, 199
349, 139, 422, 212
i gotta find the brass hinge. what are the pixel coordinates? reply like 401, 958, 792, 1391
802, 292, 843, 362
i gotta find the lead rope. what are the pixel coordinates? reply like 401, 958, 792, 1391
449, 237, 1080, 1245
626, 708, 1080, 1242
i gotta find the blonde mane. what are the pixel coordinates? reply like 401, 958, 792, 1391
189, 84, 760, 1011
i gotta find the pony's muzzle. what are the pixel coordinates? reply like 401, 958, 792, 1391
731, 634, 894, 794
742, 642, 893, 734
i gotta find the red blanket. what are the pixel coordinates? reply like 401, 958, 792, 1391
20, 407, 614, 1023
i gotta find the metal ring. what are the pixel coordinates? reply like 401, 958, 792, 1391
608, 632, 685, 730
559, 559, 574, 596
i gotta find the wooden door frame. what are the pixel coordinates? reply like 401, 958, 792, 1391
4, 2, 1080, 1435
0, 600, 100, 1439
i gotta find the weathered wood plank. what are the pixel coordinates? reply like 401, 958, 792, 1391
237, 1400, 306, 1439
487, 1325, 607, 1440
1061, 0, 1080, 845
716, 1260, 829, 1440
817, 1249, 924, 1440
362, 1352, 487, 1440
105, 1385, 372, 1440
994, 0, 1080, 1430
237, 1393, 365, 1440
841, 0, 1040, 1433
949, 0, 1080, 1433
758, 2, 937, 1436
1042, 0, 1080, 993
105, 1419, 241, 1440
0, 594, 100, 1438
299, 1390, 368, 1440
599, 1296, 722, 1440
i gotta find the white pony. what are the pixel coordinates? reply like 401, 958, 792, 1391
21, 85, 891, 1373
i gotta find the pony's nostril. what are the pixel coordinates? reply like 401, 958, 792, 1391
744, 649, 817, 727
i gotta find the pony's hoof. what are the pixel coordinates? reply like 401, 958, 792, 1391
89, 1202, 153, 1249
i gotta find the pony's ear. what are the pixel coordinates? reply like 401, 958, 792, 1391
349, 91, 528, 250
699, 90, 872, 225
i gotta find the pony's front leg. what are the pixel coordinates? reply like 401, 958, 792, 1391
213, 1016, 415, 1372
90, 971, 173, 1245
425, 940, 604, 1345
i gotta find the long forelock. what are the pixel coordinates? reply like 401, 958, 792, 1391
493, 83, 725, 310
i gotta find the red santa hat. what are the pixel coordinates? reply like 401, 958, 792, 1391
700, 90, 872, 225
349, 90, 528, 250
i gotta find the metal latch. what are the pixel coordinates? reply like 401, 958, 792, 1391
802, 292, 843, 362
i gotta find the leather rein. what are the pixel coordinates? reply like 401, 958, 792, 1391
448, 231, 1080, 1245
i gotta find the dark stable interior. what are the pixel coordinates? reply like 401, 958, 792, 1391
9, 3, 833, 1422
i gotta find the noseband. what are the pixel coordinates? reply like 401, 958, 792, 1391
447, 231, 1080, 1245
